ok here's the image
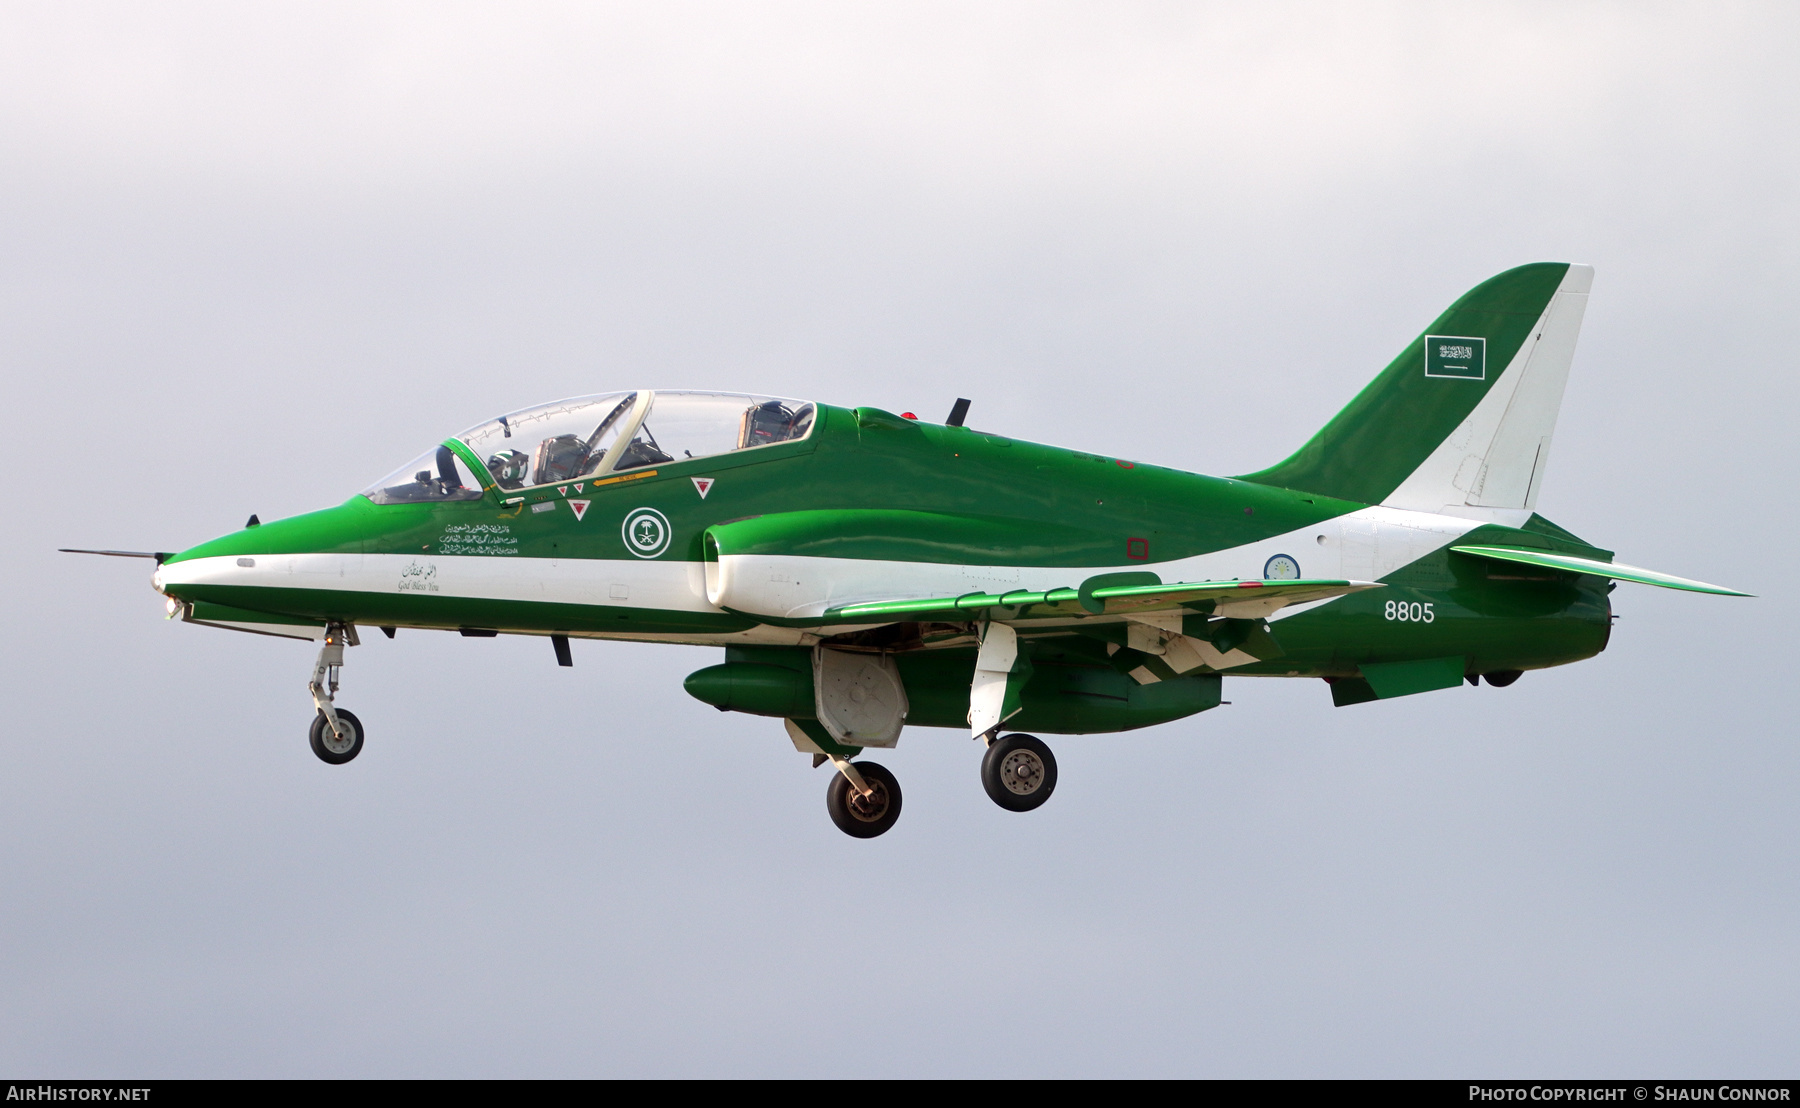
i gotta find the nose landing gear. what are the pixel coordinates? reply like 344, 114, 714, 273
307, 623, 364, 765
310, 707, 364, 764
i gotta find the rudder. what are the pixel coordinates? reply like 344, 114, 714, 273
1239, 262, 1592, 515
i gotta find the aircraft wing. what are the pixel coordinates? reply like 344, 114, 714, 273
824, 578, 1382, 624
1449, 545, 1751, 597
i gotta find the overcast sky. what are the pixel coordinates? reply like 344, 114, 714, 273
2, 2, 1796, 1077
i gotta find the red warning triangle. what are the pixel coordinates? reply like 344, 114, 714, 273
692, 477, 714, 499
568, 499, 590, 521
574, 483, 584, 493
557, 486, 568, 496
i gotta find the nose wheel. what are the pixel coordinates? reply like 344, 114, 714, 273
982, 733, 1057, 812
825, 760, 902, 838
307, 622, 365, 765
310, 708, 365, 764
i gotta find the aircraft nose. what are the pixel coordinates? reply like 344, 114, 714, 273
156, 529, 274, 602
156, 550, 256, 603
155, 499, 371, 605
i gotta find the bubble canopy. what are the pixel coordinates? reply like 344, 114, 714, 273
361, 390, 816, 505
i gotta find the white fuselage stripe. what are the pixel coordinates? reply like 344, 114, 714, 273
154, 505, 1484, 635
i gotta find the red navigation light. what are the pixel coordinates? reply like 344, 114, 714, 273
901, 412, 917, 420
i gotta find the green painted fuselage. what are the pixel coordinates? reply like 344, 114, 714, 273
154, 402, 1612, 733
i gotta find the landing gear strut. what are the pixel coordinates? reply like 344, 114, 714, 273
308, 623, 364, 765
981, 733, 1057, 812
825, 759, 902, 838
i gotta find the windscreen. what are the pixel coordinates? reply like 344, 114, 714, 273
362, 444, 483, 504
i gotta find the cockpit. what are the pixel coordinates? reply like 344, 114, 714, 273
362, 390, 816, 505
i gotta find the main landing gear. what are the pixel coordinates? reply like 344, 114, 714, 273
824, 758, 902, 838
308, 622, 365, 765
981, 733, 1058, 813
815, 734, 1062, 838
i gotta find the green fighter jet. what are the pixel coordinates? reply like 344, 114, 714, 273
69, 262, 1747, 838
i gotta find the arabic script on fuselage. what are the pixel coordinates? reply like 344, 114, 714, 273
399, 560, 440, 592
437, 522, 518, 556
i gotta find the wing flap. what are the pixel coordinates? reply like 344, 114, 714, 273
1449, 545, 1751, 597
824, 578, 1382, 624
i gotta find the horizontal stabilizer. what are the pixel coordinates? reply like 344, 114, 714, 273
824, 578, 1383, 625
1450, 545, 1751, 597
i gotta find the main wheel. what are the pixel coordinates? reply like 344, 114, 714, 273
309, 709, 364, 765
826, 761, 902, 838
982, 733, 1057, 812
1483, 670, 1522, 688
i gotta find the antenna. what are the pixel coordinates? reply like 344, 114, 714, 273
946, 398, 971, 427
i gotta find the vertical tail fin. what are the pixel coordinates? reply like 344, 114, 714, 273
1238, 262, 1592, 515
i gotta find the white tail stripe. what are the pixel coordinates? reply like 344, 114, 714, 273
1384, 264, 1592, 517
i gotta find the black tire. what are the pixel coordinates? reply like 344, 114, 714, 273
1483, 670, 1523, 688
982, 733, 1057, 812
826, 761, 902, 838
309, 709, 364, 765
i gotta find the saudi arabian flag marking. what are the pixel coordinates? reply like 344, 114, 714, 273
1425, 335, 1486, 380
